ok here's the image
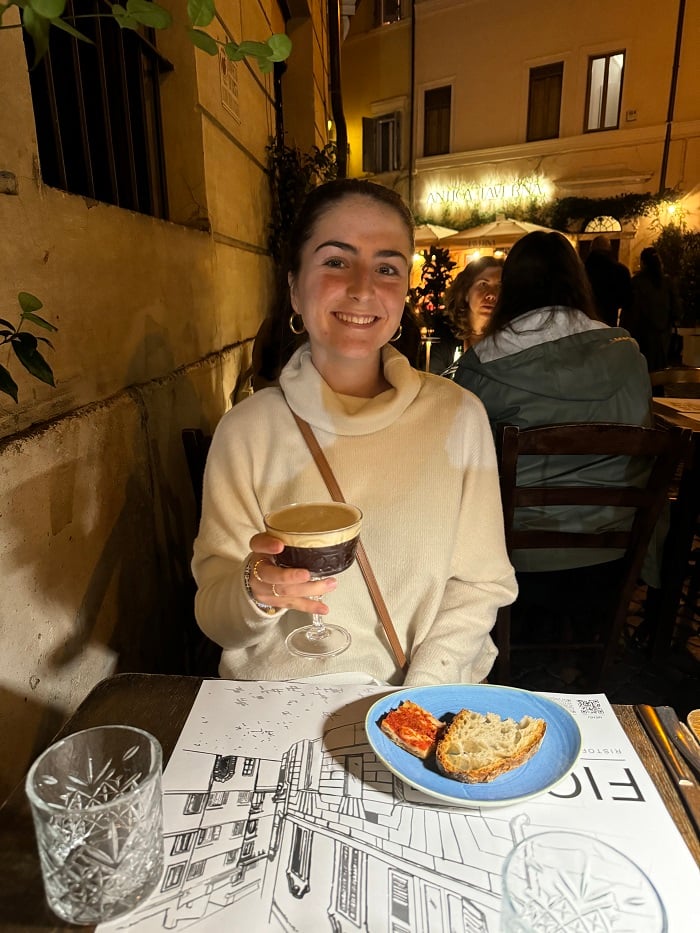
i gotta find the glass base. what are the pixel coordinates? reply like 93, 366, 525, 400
286, 623, 351, 658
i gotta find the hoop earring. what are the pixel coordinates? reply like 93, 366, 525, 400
289, 312, 306, 335
389, 325, 403, 343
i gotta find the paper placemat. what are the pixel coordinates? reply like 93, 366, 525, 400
99, 680, 699, 933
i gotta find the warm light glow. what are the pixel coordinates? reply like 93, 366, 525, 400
327, 119, 333, 132
493, 249, 506, 259
423, 173, 553, 218
468, 249, 482, 261
667, 204, 676, 215
412, 253, 424, 264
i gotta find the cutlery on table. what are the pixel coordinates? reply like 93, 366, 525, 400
655, 705, 700, 778
635, 704, 700, 837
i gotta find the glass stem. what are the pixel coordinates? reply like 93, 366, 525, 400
307, 586, 329, 641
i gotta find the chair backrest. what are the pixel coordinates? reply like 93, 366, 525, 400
494, 421, 690, 687
182, 428, 213, 522
650, 367, 700, 398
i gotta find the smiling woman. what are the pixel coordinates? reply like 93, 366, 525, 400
191, 178, 517, 688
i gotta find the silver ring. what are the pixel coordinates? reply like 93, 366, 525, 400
271, 583, 280, 598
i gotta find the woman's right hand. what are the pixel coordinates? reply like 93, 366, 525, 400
246, 532, 337, 615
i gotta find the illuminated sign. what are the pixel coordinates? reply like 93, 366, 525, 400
425, 174, 552, 211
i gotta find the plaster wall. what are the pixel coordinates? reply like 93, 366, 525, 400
0, 0, 331, 797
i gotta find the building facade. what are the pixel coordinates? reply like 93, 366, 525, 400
341, 0, 700, 270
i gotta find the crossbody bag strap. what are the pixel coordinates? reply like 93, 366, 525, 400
290, 411, 408, 674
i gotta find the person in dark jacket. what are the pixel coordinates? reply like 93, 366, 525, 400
454, 231, 655, 675
584, 234, 632, 327
623, 247, 679, 371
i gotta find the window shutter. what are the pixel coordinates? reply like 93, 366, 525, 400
362, 117, 377, 173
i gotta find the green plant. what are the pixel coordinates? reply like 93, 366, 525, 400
547, 189, 681, 231
411, 246, 457, 327
1, 293, 57, 403
266, 140, 338, 264
653, 226, 700, 327
0, 0, 292, 71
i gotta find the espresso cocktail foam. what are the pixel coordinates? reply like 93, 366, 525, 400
264, 503, 362, 548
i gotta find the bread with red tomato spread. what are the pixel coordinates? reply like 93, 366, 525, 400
379, 700, 445, 760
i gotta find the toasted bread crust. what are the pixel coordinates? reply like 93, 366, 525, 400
435, 709, 546, 783
380, 700, 445, 760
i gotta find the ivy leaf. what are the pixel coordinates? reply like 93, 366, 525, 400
50, 14, 93, 41
21, 6, 50, 67
18, 291, 43, 314
125, 0, 171, 29
187, 0, 215, 28
257, 58, 273, 73
21, 310, 58, 332
0, 365, 19, 403
11, 333, 55, 386
224, 41, 246, 61
236, 40, 269, 59
111, 4, 139, 30
0, 318, 16, 332
28, 0, 64, 18
188, 28, 217, 55
265, 33, 291, 62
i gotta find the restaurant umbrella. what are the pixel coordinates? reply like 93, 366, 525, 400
444, 216, 562, 247
413, 222, 459, 246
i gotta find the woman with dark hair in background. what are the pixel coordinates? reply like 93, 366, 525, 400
453, 231, 654, 679
624, 247, 679, 371
443, 257, 503, 372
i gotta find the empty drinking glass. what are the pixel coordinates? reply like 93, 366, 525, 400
501, 830, 666, 932
26, 725, 164, 925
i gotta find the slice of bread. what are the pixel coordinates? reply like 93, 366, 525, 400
435, 709, 546, 783
380, 700, 445, 760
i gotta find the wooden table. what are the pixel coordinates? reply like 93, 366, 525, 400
651, 398, 700, 661
1, 673, 698, 931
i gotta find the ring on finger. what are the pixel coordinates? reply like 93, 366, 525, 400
252, 559, 267, 583
271, 583, 280, 598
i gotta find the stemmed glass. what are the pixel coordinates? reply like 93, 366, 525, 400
264, 502, 362, 658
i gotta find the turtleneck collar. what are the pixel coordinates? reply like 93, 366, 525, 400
279, 344, 423, 436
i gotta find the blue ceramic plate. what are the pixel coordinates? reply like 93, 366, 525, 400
365, 684, 581, 808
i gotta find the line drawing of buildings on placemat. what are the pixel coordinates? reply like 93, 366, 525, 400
105, 680, 693, 933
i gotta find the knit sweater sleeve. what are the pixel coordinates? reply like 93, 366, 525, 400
402, 392, 518, 686
191, 397, 284, 651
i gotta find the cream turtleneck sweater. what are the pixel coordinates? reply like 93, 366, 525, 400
192, 344, 516, 685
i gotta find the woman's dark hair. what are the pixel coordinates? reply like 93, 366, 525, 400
485, 231, 597, 338
639, 247, 664, 286
253, 178, 415, 386
444, 256, 503, 339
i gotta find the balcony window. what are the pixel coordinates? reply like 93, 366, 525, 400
362, 113, 401, 173
585, 52, 625, 132
527, 62, 563, 141
23, 0, 170, 217
423, 86, 451, 157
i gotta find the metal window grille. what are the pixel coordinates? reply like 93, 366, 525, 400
23, 0, 171, 217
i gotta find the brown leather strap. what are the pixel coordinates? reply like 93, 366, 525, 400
290, 411, 408, 673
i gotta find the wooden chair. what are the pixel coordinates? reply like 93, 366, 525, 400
650, 367, 700, 398
493, 422, 690, 689
181, 428, 218, 675
182, 428, 212, 522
